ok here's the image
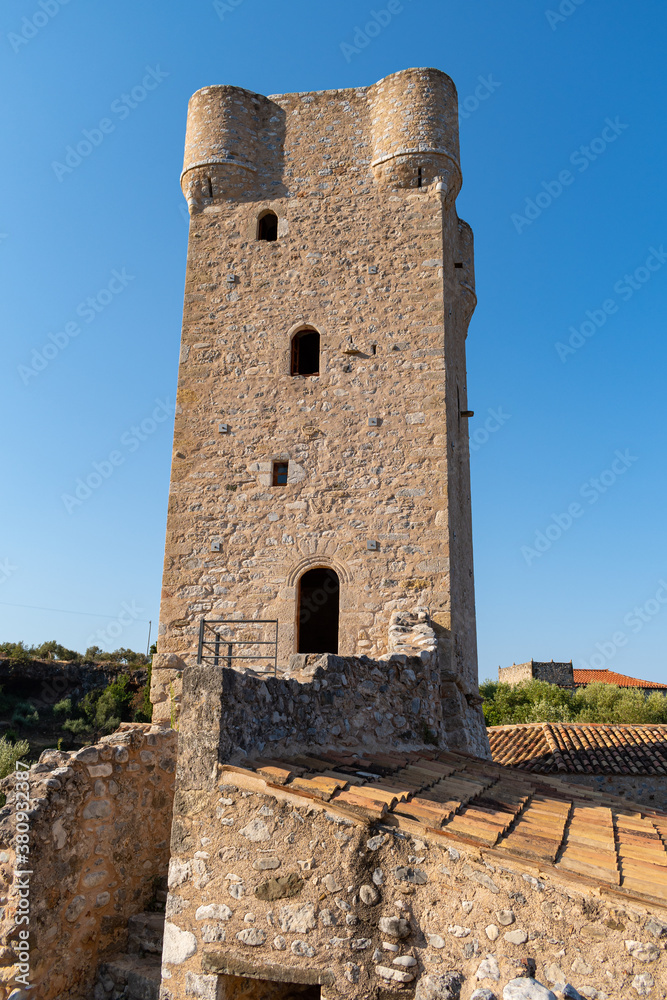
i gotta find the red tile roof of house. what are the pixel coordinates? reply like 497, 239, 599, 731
573, 668, 667, 690
488, 722, 667, 776
225, 745, 667, 908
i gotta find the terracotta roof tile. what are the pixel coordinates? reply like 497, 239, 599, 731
488, 722, 667, 775
573, 668, 667, 690
230, 747, 667, 908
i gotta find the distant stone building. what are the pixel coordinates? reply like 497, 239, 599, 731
498, 659, 574, 688
498, 661, 667, 696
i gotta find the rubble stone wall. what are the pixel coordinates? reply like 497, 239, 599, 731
0, 723, 177, 1000
160, 766, 667, 1000
172, 610, 489, 776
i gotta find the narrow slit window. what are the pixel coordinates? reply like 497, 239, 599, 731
272, 461, 289, 486
417, 167, 423, 188
258, 211, 278, 242
290, 328, 320, 376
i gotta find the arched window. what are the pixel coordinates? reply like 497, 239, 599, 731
297, 567, 340, 654
290, 327, 320, 376
257, 211, 278, 242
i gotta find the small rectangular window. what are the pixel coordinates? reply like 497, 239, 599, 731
272, 462, 289, 486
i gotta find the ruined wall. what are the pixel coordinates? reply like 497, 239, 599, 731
498, 661, 574, 688
154, 66, 479, 717
0, 723, 176, 1000
155, 611, 488, 762
159, 766, 667, 1000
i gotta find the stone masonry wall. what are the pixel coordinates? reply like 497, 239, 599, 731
169, 610, 489, 769
154, 66, 479, 719
153, 603, 489, 765
0, 723, 176, 1000
159, 766, 667, 1000
498, 662, 574, 688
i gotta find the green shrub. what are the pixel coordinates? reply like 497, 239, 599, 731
35, 640, 82, 662
63, 718, 92, 737
134, 663, 153, 723
0, 735, 30, 780
58, 673, 137, 739
0, 642, 35, 666
11, 701, 39, 728
84, 646, 148, 665
481, 678, 667, 726
94, 675, 133, 731
53, 697, 73, 717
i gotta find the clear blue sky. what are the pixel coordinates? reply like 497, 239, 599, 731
2, 0, 666, 683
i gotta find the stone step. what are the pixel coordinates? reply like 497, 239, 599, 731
96, 953, 161, 1000
127, 911, 165, 956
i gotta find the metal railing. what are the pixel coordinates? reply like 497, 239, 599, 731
197, 618, 278, 676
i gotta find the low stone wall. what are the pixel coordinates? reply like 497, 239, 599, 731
178, 651, 447, 783
152, 609, 489, 761
555, 773, 667, 811
0, 722, 177, 1000
160, 764, 667, 1000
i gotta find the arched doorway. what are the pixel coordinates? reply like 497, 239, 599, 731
297, 567, 339, 654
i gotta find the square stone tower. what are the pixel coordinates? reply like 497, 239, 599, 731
151, 67, 480, 740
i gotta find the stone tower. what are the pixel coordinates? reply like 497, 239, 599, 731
151, 67, 482, 749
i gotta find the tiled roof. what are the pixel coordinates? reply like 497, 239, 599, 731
224, 746, 667, 908
573, 668, 667, 690
488, 722, 667, 776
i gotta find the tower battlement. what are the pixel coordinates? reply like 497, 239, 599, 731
180, 68, 462, 212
